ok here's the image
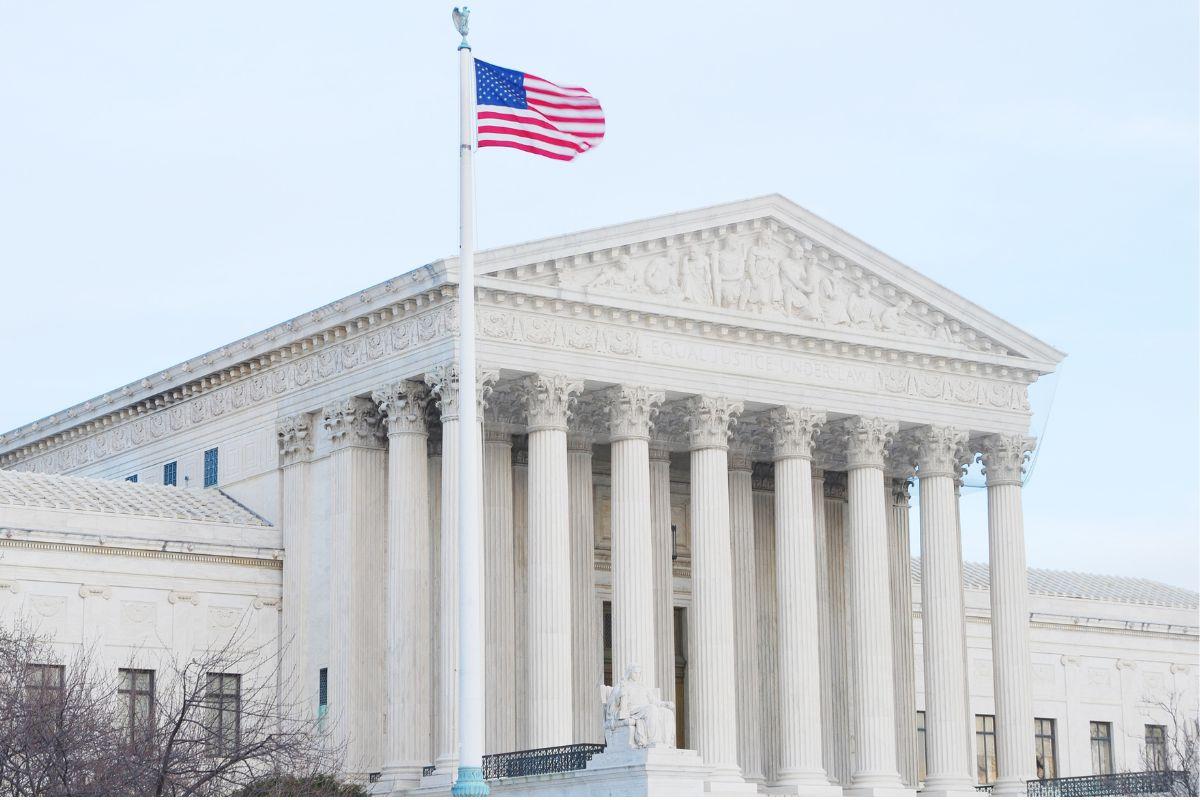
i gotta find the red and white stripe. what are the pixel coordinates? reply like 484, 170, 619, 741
477, 74, 605, 161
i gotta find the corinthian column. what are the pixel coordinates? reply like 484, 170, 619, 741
822, 473, 853, 788
512, 443, 530, 748
728, 450, 763, 785
686, 396, 752, 793
276, 413, 313, 716
769, 407, 840, 795
887, 478, 918, 790
568, 424, 602, 743
843, 416, 903, 795
980, 434, 1037, 796
372, 381, 433, 789
915, 426, 974, 795
322, 396, 388, 778
650, 445, 676, 726
605, 386, 665, 699
521, 373, 584, 747
483, 426, 516, 753
424, 365, 495, 778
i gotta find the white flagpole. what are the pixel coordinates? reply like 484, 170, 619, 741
451, 6, 488, 798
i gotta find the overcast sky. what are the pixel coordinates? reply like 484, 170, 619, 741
1, 1, 1196, 590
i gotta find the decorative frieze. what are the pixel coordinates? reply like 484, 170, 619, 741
276, 413, 314, 467
322, 397, 386, 450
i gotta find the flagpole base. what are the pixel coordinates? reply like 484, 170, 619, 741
451, 766, 490, 797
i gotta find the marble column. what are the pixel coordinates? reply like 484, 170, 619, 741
887, 478, 919, 790
483, 427, 516, 753
685, 396, 750, 792
752, 469, 779, 785
427, 435, 442, 758
424, 365, 494, 777
373, 381, 433, 788
521, 373, 584, 747
728, 450, 764, 785
916, 426, 974, 794
606, 386, 665, 694
844, 416, 903, 794
769, 407, 840, 794
512, 442, 530, 749
322, 396, 388, 778
276, 413, 313, 716
820, 472, 854, 788
568, 429, 602, 743
980, 434, 1037, 796
650, 445, 677, 723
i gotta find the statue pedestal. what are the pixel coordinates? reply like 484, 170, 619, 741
581, 743, 711, 796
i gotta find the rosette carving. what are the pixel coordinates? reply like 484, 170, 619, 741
685, 396, 743, 450
276, 413, 313, 467
978, 433, 1036, 486
768, 406, 827, 460
604, 385, 666, 442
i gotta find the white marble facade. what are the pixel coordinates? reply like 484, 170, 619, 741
1, 196, 1196, 796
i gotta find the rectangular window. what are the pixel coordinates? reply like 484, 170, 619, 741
916, 710, 928, 784
976, 714, 998, 785
203, 448, 219, 488
1035, 717, 1058, 779
118, 668, 155, 740
206, 672, 240, 755
24, 663, 65, 732
1090, 721, 1113, 775
1145, 724, 1167, 771
318, 667, 328, 719
163, 461, 177, 487
125, 474, 138, 483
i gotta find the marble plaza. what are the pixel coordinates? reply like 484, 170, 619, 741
0, 196, 1195, 796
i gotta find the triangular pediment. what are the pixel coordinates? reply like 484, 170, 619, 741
476, 195, 1065, 370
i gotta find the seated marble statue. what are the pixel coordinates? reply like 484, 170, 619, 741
601, 664, 676, 749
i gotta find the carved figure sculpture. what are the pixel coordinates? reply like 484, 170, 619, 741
601, 664, 676, 749
589, 254, 643, 293
713, 237, 746, 309
643, 252, 680, 297
779, 245, 819, 319
679, 246, 713, 305
818, 273, 852, 326
743, 234, 781, 313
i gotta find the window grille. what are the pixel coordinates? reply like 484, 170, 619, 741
203, 448, 219, 488
1035, 718, 1058, 779
976, 714, 998, 786
318, 667, 328, 720
1090, 721, 1113, 775
126, 474, 138, 483
163, 461, 177, 486
206, 672, 241, 755
1144, 724, 1167, 771
118, 668, 155, 741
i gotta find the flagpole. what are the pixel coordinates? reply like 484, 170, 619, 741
451, 6, 488, 798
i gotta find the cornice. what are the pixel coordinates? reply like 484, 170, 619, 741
0, 530, 283, 570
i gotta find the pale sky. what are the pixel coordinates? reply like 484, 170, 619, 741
1, 2, 1196, 590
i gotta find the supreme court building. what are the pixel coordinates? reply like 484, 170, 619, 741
1, 196, 1195, 796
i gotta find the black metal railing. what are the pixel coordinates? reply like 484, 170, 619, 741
420, 743, 606, 782
975, 785, 994, 794
1027, 771, 1189, 797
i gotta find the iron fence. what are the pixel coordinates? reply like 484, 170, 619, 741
419, 743, 606, 782
1027, 770, 1188, 797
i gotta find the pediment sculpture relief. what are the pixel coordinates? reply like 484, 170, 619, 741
555, 231, 997, 353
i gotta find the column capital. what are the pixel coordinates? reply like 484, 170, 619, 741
915, 425, 970, 479
567, 397, 607, 451
890, 477, 912, 506
823, 470, 848, 500
843, 416, 899, 470
648, 445, 673, 463
728, 450, 753, 472
322, 397, 386, 450
768, 406, 827, 461
277, 413, 314, 467
685, 396, 743, 450
521, 373, 585, 433
978, 433, 1036, 486
484, 427, 513, 446
604, 385, 665, 442
372, 380, 431, 436
424, 363, 499, 421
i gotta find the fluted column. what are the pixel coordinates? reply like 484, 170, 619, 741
650, 445, 676, 725
887, 478, 919, 790
323, 396, 388, 778
753, 468, 779, 784
844, 416, 903, 794
605, 386, 665, 695
521, 373, 584, 747
276, 414, 313, 717
425, 365, 494, 777
822, 473, 853, 787
373, 381, 433, 788
512, 443, 530, 748
686, 396, 748, 790
916, 426, 974, 794
769, 407, 840, 794
728, 450, 764, 785
981, 434, 1037, 796
568, 428, 602, 743
483, 427, 516, 753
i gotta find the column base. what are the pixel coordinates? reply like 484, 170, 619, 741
919, 789, 975, 797
703, 766, 759, 796
767, 778, 844, 796
451, 766, 490, 797
374, 764, 423, 793
419, 767, 457, 791
845, 788, 914, 797
990, 777, 1029, 797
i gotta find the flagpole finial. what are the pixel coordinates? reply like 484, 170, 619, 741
452, 6, 470, 50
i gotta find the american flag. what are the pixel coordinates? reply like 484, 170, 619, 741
474, 59, 605, 161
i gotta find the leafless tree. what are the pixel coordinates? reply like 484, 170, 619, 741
1141, 689, 1199, 797
0, 616, 354, 796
